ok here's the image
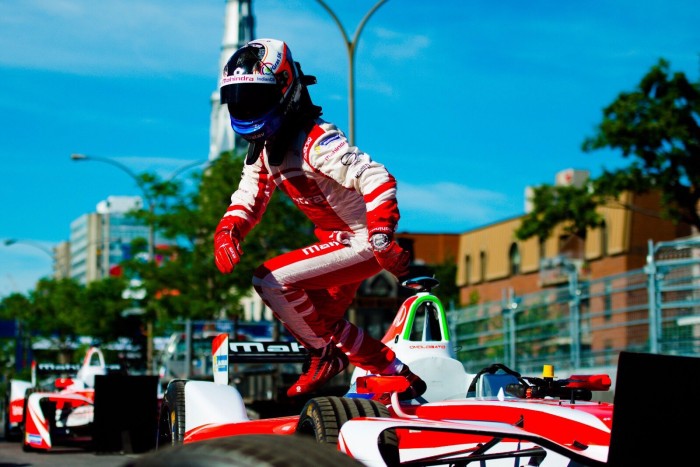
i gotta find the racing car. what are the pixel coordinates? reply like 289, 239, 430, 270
156, 276, 615, 466
8, 345, 121, 451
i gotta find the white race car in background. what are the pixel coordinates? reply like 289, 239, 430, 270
5, 346, 120, 451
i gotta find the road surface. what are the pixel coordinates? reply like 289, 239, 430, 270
0, 421, 144, 466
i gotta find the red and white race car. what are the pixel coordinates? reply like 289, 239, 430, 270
6, 346, 120, 451
155, 276, 616, 466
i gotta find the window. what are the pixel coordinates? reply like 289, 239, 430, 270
369, 275, 392, 297
409, 301, 442, 342
539, 236, 546, 262
603, 339, 613, 365
509, 243, 521, 276
600, 220, 608, 257
604, 280, 612, 321
465, 255, 471, 284
559, 234, 585, 259
479, 251, 487, 282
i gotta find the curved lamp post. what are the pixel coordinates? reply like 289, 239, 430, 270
71, 153, 156, 262
314, 0, 389, 146
3, 238, 67, 278
4, 238, 54, 258
166, 158, 211, 182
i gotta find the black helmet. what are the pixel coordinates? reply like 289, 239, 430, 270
220, 38, 303, 143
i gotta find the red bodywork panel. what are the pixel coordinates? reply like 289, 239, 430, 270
185, 416, 300, 443
402, 399, 614, 449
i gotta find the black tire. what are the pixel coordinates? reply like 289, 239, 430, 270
156, 379, 186, 449
121, 433, 364, 467
296, 396, 399, 466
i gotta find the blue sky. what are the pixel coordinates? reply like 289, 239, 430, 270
1, 0, 698, 297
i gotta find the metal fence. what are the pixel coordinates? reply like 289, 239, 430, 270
451, 236, 700, 379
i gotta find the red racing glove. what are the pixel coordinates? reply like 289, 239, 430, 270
370, 233, 410, 279
214, 230, 243, 274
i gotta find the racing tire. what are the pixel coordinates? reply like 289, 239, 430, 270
156, 379, 186, 449
296, 396, 399, 466
122, 433, 364, 467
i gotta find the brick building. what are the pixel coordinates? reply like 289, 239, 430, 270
455, 190, 692, 306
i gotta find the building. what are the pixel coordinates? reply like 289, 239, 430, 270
456, 169, 693, 306
52, 241, 71, 279
69, 196, 150, 285
396, 233, 460, 266
209, 0, 254, 161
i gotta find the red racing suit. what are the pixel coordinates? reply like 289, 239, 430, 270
218, 118, 401, 373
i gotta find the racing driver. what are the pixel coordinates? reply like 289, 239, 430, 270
213, 38, 426, 400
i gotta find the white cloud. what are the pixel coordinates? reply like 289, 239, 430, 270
371, 28, 430, 61
398, 181, 515, 230
0, 0, 221, 76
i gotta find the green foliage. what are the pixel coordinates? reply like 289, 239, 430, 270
0, 293, 31, 322
514, 302, 560, 359
515, 184, 605, 241
93, 150, 315, 330
517, 58, 700, 242
583, 58, 700, 229
80, 277, 131, 342
468, 290, 480, 306
27, 278, 85, 350
430, 259, 459, 308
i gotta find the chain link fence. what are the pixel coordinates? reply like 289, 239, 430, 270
451, 236, 700, 380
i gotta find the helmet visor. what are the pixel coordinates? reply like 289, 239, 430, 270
222, 82, 281, 121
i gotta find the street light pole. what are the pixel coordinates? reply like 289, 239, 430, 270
166, 158, 211, 182
71, 153, 156, 262
3, 238, 66, 277
4, 238, 54, 258
314, 0, 389, 146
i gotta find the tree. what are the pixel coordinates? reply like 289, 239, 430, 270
27, 278, 85, 356
516, 58, 700, 242
79, 277, 131, 342
515, 184, 605, 242
430, 259, 459, 309
583, 58, 700, 229
0, 292, 32, 324
0, 151, 318, 371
